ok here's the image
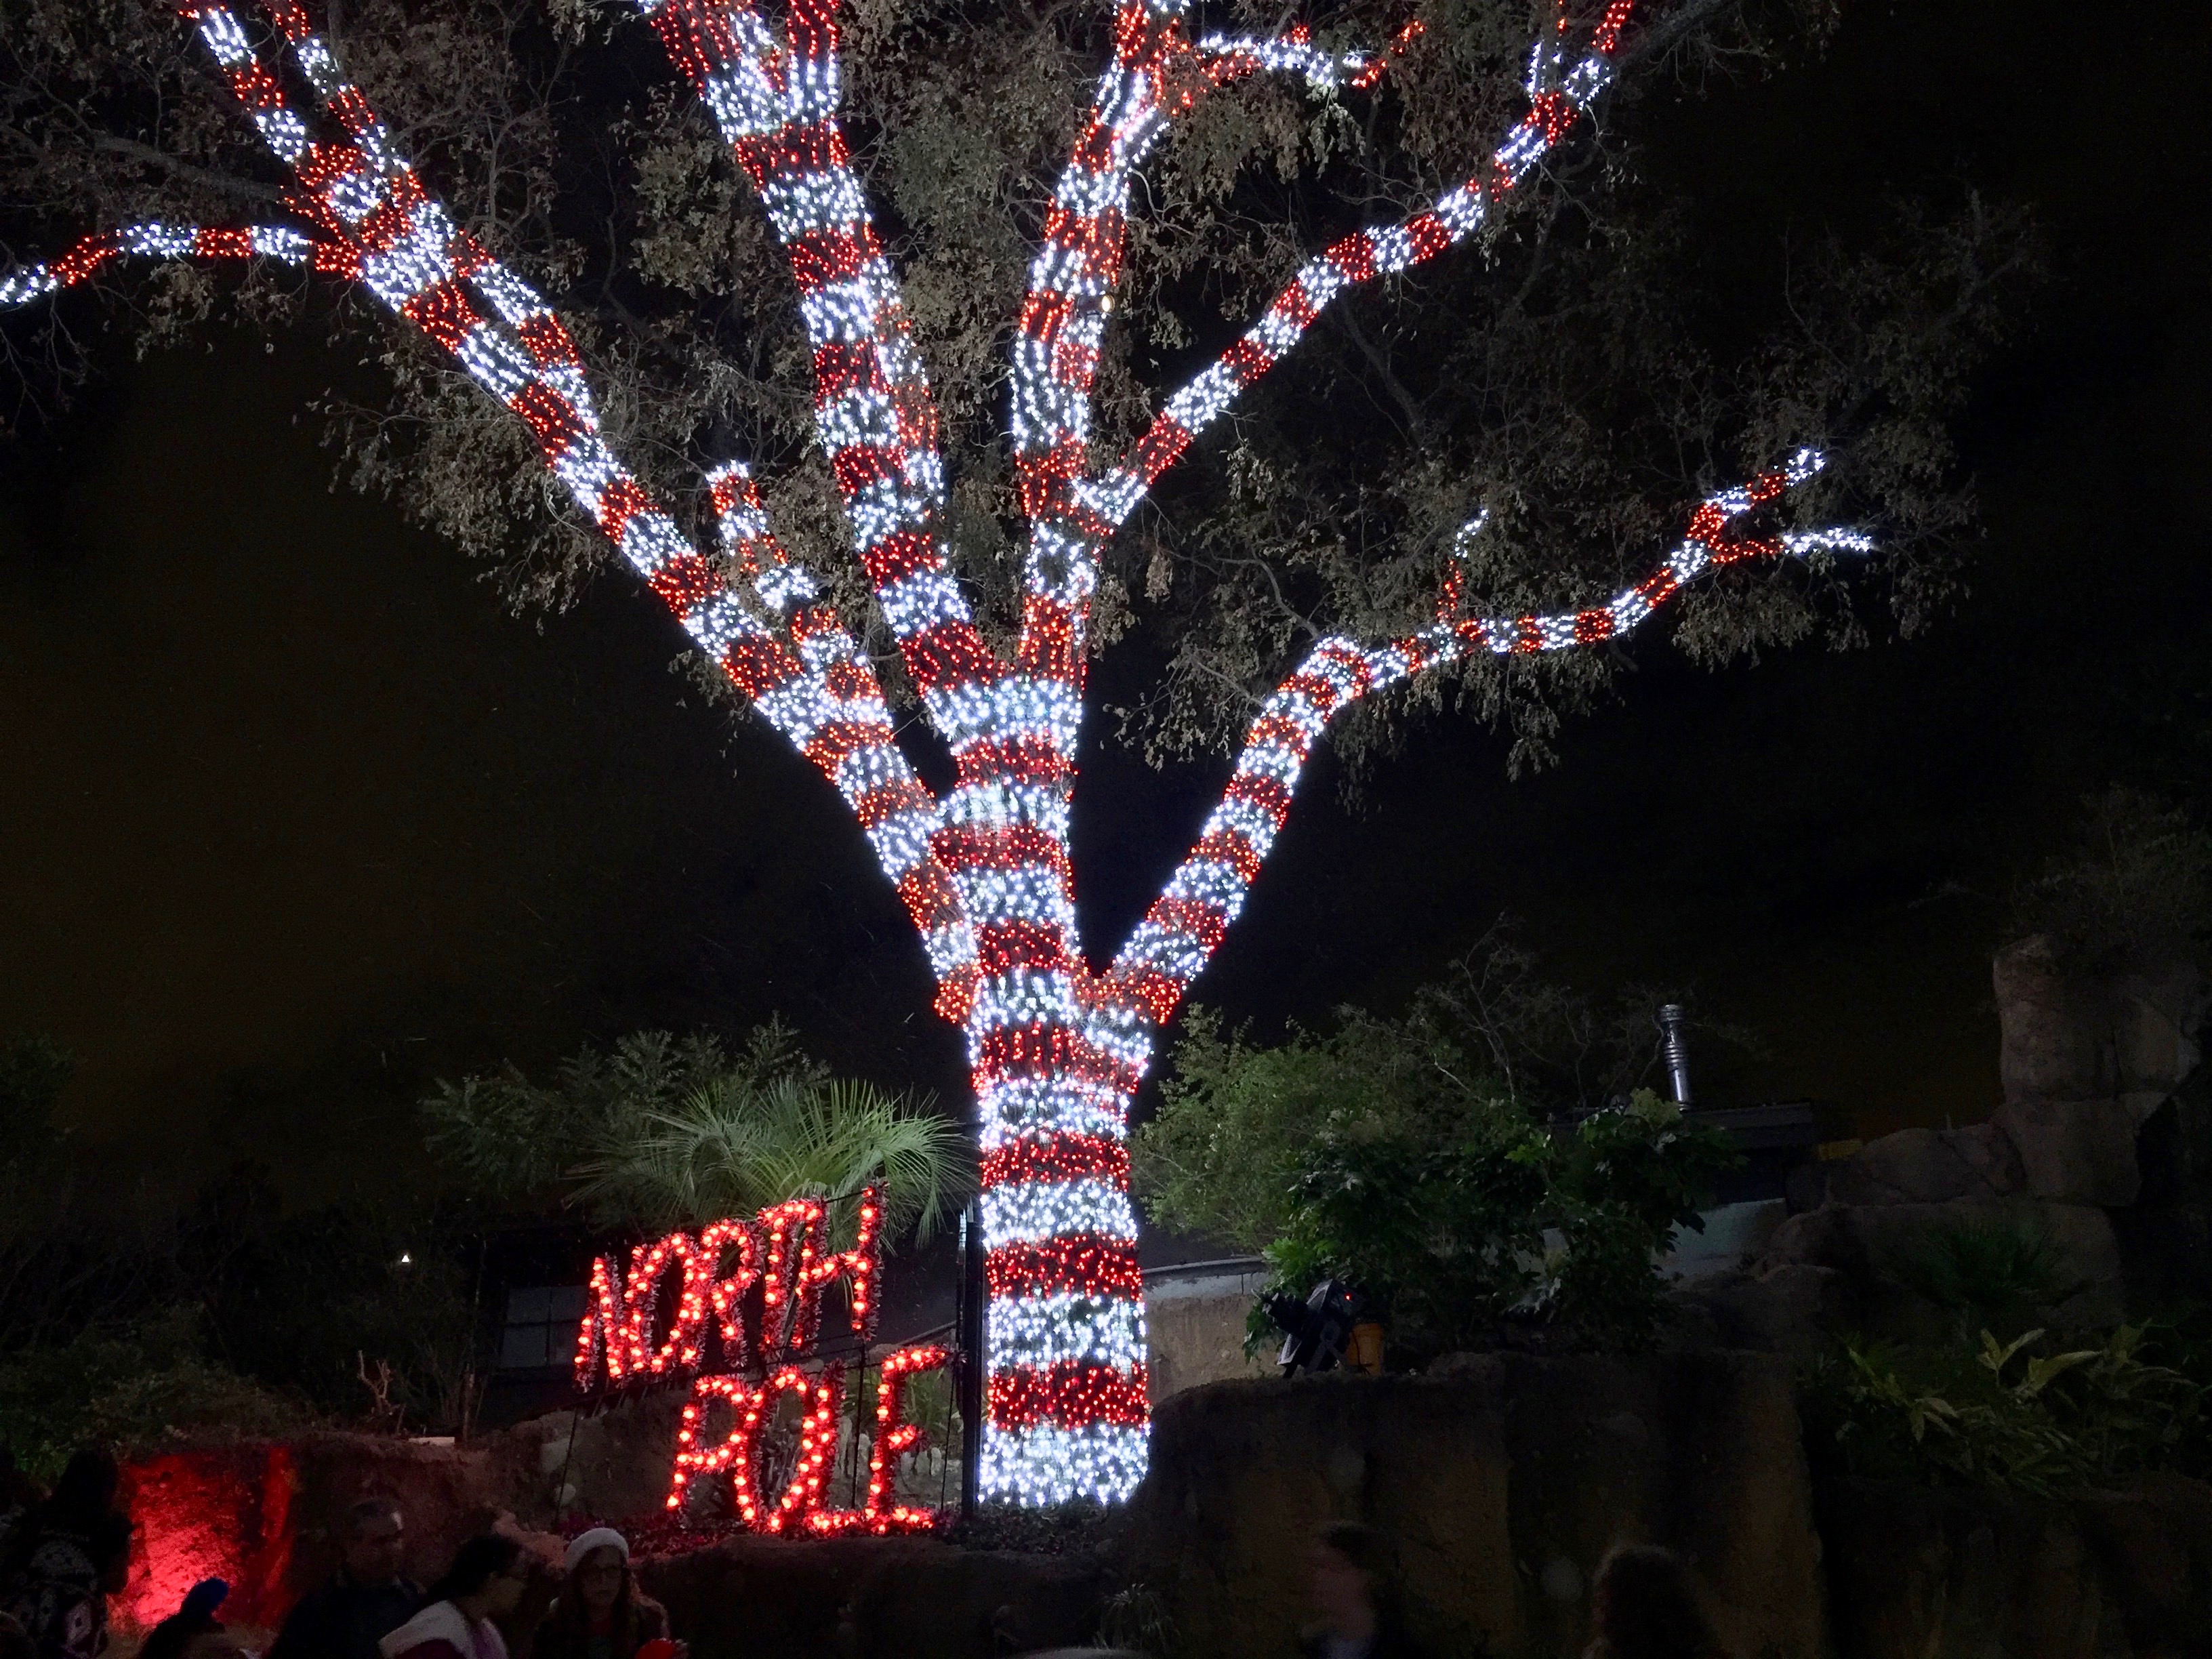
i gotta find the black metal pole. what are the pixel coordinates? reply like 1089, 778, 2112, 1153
958, 1197, 984, 1513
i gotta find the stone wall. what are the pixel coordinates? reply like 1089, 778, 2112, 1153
115, 1354, 2212, 1659
1680, 937, 2212, 1357
1820, 1474, 2212, 1659
514, 1392, 689, 1522
1994, 937, 2207, 1118
1122, 1355, 1824, 1659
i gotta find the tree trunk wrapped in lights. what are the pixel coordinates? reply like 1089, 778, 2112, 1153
3, 0, 1894, 1504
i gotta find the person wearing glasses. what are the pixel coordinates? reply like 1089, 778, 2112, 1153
535, 1531, 676, 1659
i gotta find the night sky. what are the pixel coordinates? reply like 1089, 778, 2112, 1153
3, 1, 2208, 1203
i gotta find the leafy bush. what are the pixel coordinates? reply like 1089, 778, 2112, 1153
1135, 975, 1741, 1353
1133, 927, 1754, 1259
1807, 1322, 2210, 1496
1887, 1217, 2076, 1336
1256, 1126, 1549, 1351
2011, 787, 2212, 970
1135, 1005, 1480, 1252
1, 1143, 487, 1439
1248, 1090, 1740, 1351
174, 1172, 483, 1428
0, 1309, 313, 1481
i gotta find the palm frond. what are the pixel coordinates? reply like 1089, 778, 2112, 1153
570, 1069, 968, 1242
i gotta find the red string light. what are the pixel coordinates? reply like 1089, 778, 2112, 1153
790, 1184, 884, 1353
692, 1216, 763, 1366
809, 1343, 949, 1535
622, 1231, 706, 1376
575, 1252, 628, 1389
755, 1197, 823, 1361
575, 1189, 886, 1391
665, 1363, 846, 1532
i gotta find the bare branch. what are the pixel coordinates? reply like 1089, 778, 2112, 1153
91, 135, 288, 205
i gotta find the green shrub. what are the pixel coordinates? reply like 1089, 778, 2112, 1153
1132, 1006, 1460, 1252
1135, 942, 1746, 1357
1888, 1217, 2076, 1336
1154, 1053, 1742, 1359
0, 1309, 314, 1480
1255, 1123, 1551, 1351
1807, 1322, 2209, 1496
1253, 1090, 1740, 1351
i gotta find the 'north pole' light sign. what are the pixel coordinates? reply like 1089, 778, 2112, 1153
573, 1187, 948, 1535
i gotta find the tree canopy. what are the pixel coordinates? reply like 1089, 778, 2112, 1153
0, 0, 2034, 777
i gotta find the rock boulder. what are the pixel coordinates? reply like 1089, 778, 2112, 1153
1761, 1197, 2125, 1332
1995, 936, 2208, 1109
1992, 1098, 2143, 1207
1674, 1263, 1854, 1359
514, 1392, 689, 1522
1996, 936, 2109, 1105
1827, 1124, 2024, 1206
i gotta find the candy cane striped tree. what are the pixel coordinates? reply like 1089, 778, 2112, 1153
0, 0, 2009, 1504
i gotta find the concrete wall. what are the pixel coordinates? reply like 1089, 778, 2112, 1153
1144, 1264, 1273, 1401
1124, 1353, 1826, 1659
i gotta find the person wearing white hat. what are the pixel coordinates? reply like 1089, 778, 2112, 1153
539, 1532, 674, 1659
558, 1533, 628, 1579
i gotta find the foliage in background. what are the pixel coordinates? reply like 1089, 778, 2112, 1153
2011, 787, 2212, 971
1133, 1004, 1452, 1250
0, 1185, 480, 1471
1885, 1216, 2076, 1340
1133, 922, 1748, 1249
0, 1035, 73, 1250
1254, 1089, 1739, 1351
423, 1021, 967, 1239
1, 0, 2034, 783
0, 1017, 961, 1466
1807, 1321, 2211, 1497
1133, 937, 1742, 1352
170, 1167, 484, 1431
0, 1307, 312, 1482
1, 1043, 487, 1460
1402, 921, 1759, 1113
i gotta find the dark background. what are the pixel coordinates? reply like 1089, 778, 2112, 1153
3, 0, 2208, 1203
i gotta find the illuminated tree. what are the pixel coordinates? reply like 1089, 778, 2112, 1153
0, 0, 2021, 1503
